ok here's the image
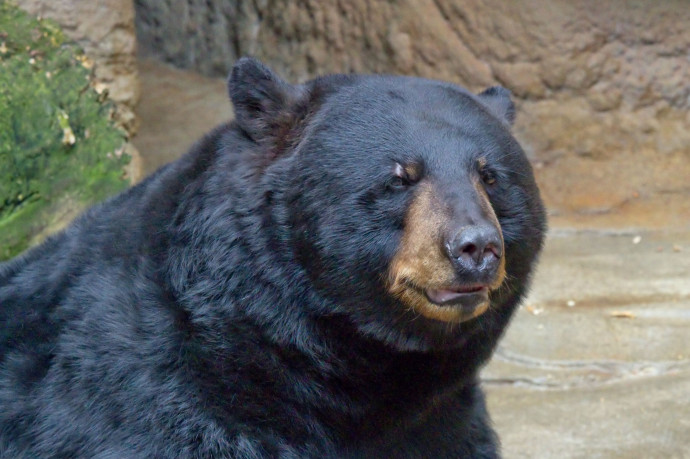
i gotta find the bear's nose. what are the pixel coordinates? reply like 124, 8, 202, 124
445, 225, 502, 274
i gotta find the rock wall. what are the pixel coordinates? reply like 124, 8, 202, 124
20, 0, 141, 134
135, 0, 690, 219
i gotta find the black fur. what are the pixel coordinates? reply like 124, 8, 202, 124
0, 58, 546, 458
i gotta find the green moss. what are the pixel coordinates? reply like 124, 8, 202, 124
0, 2, 131, 260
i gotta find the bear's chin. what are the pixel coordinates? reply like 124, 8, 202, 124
343, 296, 492, 353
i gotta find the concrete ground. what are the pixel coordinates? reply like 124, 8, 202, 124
485, 231, 689, 458
132, 59, 690, 459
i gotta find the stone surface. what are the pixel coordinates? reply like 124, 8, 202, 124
20, 0, 141, 135
483, 230, 690, 458
132, 58, 690, 458
134, 0, 690, 221
133, 59, 232, 173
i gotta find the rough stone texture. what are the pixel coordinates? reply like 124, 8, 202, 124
133, 59, 232, 174
134, 0, 690, 221
20, 0, 141, 135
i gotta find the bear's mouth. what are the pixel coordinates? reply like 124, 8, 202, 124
424, 285, 488, 306
420, 285, 490, 322
395, 281, 491, 323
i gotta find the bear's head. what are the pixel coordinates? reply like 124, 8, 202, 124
228, 58, 546, 351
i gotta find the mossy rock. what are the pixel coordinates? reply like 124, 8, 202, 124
0, 2, 131, 261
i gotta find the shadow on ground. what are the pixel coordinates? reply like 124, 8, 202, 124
132, 59, 690, 459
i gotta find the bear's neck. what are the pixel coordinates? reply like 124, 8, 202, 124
181, 274, 489, 435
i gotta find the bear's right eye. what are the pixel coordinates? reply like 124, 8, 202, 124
386, 163, 413, 191
388, 176, 409, 190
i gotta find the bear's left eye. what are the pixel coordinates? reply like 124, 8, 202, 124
481, 168, 496, 186
478, 158, 497, 186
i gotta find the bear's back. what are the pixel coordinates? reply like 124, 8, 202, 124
0, 123, 233, 389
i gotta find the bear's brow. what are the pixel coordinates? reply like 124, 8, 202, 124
403, 163, 423, 181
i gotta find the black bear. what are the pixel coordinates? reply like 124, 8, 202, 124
0, 58, 546, 458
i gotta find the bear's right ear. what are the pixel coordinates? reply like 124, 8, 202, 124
228, 57, 302, 142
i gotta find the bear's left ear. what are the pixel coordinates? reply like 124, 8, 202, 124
477, 86, 515, 126
228, 57, 303, 142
